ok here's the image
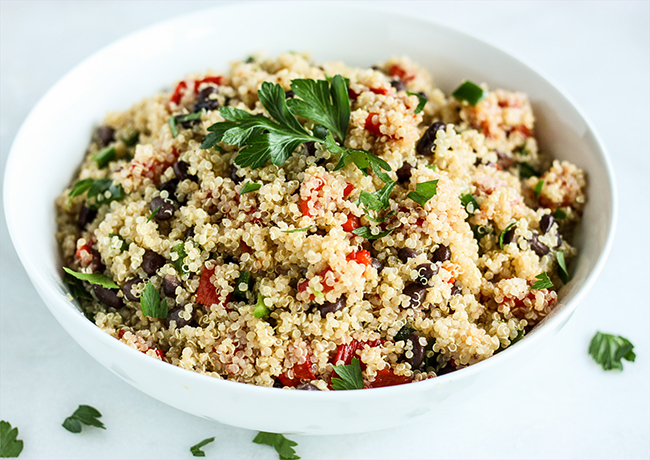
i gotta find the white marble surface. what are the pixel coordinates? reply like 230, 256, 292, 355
1, 1, 648, 458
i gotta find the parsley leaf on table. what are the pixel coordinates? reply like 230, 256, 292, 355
62, 267, 118, 289
190, 437, 215, 457
0, 420, 23, 458
140, 282, 168, 318
253, 432, 300, 460
331, 357, 364, 390
589, 332, 636, 371
407, 180, 439, 207
62, 405, 105, 433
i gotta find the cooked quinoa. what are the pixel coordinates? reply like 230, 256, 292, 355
56, 53, 586, 390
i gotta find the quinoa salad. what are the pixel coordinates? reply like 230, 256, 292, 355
56, 53, 586, 390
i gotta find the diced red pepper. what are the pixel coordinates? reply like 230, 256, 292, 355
346, 250, 372, 266
370, 87, 389, 95
342, 214, 361, 232
170, 76, 223, 105
170, 81, 188, 105
348, 88, 359, 100
513, 125, 532, 138
389, 64, 415, 82
278, 357, 316, 387
75, 242, 92, 262
193, 76, 223, 91
300, 177, 325, 217
117, 329, 125, 339
366, 368, 412, 388
154, 348, 166, 360
333, 339, 383, 366
343, 182, 354, 199
365, 112, 382, 136
196, 266, 221, 306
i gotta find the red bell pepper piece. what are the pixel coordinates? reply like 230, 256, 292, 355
366, 368, 412, 388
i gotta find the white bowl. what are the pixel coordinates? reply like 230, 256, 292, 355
3, 2, 616, 435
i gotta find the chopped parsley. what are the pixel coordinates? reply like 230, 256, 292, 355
253, 293, 271, 319
556, 251, 569, 284
498, 221, 517, 249
519, 163, 540, 179
239, 181, 262, 194
62, 267, 118, 289
351, 226, 394, 240
460, 193, 479, 215
140, 282, 168, 318
496, 329, 525, 353
169, 112, 202, 138
0, 421, 23, 458
407, 180, 439, 207
253, 432, 300, 460
473, 224, 491, 241
452, 81, 487, 106
281, 226, 312, 233
331, 357, 364, 390
190, 437, 215, 457
531, 272, 553, 290
553, 208, 567, 220
233, 271, 254, 302
63, 272, 92, 301
62, 405, 105, 433
68, 177, 125, 209
108, 233, 128, 252
394, 324, 416, 342
147, 205, 162, 222
406, 91, 427, 114
172, 242, 188, 274
534, 179, 544, 200
589, 332, 636, 371
93, 146, 116, 168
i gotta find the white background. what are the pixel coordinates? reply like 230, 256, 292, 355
1, 1, 648, 459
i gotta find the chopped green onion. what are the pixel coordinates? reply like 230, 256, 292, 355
93, 146, 116, 168
452, 81, 487, 106
498, 221, 517, 249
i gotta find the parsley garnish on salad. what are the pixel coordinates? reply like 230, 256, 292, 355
0, 421, 23, 458
140, 282, 167, 318
62, 405, 105, 433
253, 432, 300, 460
239, 181, 262, 194
407, 180, 439, 207
331, 357, 364, 390
62, 267, 118, 289
589, 332, 636, 371
531, 272, 553, 290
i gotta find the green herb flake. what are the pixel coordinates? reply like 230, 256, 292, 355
589, 332, 636, 371
67, 178, 95, 203
108, 233, 128, 252
473, 224, 491, 241
239, 181, 262, 195
63, 273, 93, 301
253, 432, 300, 460
331, 357, 364, 390
147, 205, 162, 222
460, 193, 479, 215
498, 221, 517, 249
169, 113, 202, 138
140, 282, 168, 318
531, 272, 553, 290
0, 420, 24, 458
172, 242, 188, 274
553, 208, 567, 220
281, 226, 312, 233
190, 437, 215, 457
519, 163, 540, 179
556, 250, 570, 284
406, 91, 427, 114
534, 179, 544, 200
62, 267, 118, 289
394, 324, 416, 342
253, 293, 271, 319
496, 328, 525, 353
425, 164, 437, 171
351, 226, 394, 240
407, 180, 439, 207
233, 271, 254, 302
69, 178, 125, 209
452, 81, 487, 106
93, 146, 116, 168
121, 127, 140, 146
62, 405, 105, 433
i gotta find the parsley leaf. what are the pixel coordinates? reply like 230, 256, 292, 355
496, 328, 525, 353
406, 91, 427, 114
233, 271, 254, 302
330, 133, 391, 175
394, 324, 416, 342
281, 226, 312, 233
190, 437, 215, 457
253, 432, 300, 460
553, 208, 567, 220
253, 293, 270, 319
286, 75, 350, 142
498, 221, 517, 249
0, 420, 23, 458
62, 267, 118, 289
93, 146, 116, 168
69, 178, 125, 209
240, 181, 262, 194
147, 205, 162, 222
172, 242, 188, 274
63, 272, 93, 301
407, 180, 439, 207
589, 332, 636, 371
531, 272, 553, 290
352, 226, 394, 240
62, 405, 105, 433
68, 178, 95, 202
452, 81, 487, 106
460, 193, 479, 215
556, 250, 570, 284
534, 179, 544, 200
140, 282, 168, 318
169, 112, 202, 138
331, 357, 364, 390
519, 163, 540, 179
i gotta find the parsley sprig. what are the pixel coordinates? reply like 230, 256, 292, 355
589, 332, 636, 371
68, 177, 125, 209
531, 272, 553, 290
63, 267, 118, 289
331, 357, 364, 390
62, 405, 105, 433
140, 282, 168, 318
253, 432, 300, 460
0, 421, 23, 458
407, 180, 439, 207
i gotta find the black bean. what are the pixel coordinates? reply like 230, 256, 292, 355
162, 275, 181, 297
273, 379, 285, 388
173, 161, 197, 182
122, 277, 142, 302
398, 248, 417, 263
396, 162, 413, 184
437, 362, 456, 375
149, 196, 175, 221
193, 87, 219, 112
158, 179, 178, 198
502, 227, 517, 246
96, 125, 115, 146
405, 333, 427, 369
391, 79, 406, 91
451, 283, 462, 296
431, 244, 451, 262
417, 91, 427, 99
318, 295, 346, 316
539, 214, 555, 234
167, 307, 192, 328
77, 204, 97, 230
89, 248, 105, 273
496, 151, 515, 170
230, 164, 244, 184
529, 233, 550, 257
415, 263, 437, 286
404, 283, 428, 309
296, 382, 321, 391
304, 141, 316, 156
416, 121, 446, 156
285, 90, 295, 99
142, 250, 166, 275
93, 285, 123, 309
370, 257, 384, 273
